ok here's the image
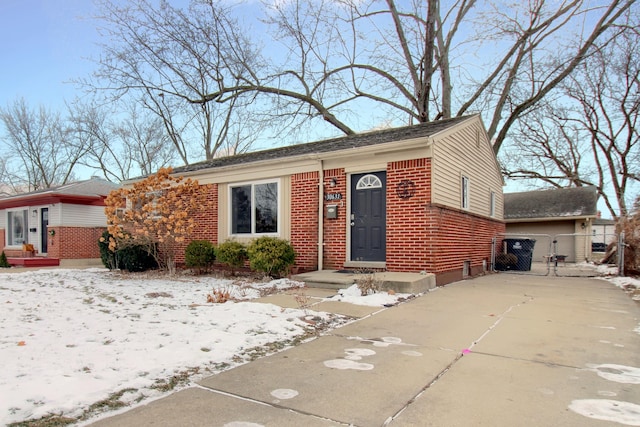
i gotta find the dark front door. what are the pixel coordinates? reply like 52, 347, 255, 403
40, 208, 49, 254
350, 172, 386, 262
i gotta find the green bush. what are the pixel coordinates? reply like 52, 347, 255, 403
99, 231, 117, 270
185, 240, 216, 274
118, 244, 158, 272
247, 236, 296, 278
0, 251, 11, 268
215, 240, 248, 274
98, 230, 157, 272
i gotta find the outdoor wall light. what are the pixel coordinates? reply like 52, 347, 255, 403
49, 230, 55, 236
31, 209, 37, 218
581, 222, 586, 229
329, 178, 337, 187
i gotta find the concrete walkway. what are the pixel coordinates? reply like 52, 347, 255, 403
91, 273, 640, 426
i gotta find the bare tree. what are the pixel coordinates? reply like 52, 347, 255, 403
0, 98, 84, 190
503, 25, 640, 218
86, 0, 263, 165
68, 100, 176, 181
87, 0, 635, 162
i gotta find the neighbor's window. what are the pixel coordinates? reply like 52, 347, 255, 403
7, 209, 28, 246
490, 191, 496, 217
230, 180, 279, 235
461, 176, 469, 209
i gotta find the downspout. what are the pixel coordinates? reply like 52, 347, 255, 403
585, 217, 592, 261
318, 159, 325, 271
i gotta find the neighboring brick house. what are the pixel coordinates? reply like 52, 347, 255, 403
0, 178, 119, 267
154, 114, 504, 285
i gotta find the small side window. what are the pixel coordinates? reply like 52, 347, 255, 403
461, 176, 469, 209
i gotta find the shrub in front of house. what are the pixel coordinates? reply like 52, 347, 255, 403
215, 240, 248, 275
98, 231, 158, 272
117, 245, 158, 272
98, 231, 117, 269
0, 251, 10, 268
184, 240, 216, 274
247, 236, 296, 278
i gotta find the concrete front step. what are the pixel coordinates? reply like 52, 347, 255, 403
292, 270, 436, 294
7, 257, 60, 268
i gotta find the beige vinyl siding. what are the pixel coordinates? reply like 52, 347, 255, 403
573, 220, 591, 262
56, 204, 108, 227
432, 119, 503, 220
1, 205, 83, 240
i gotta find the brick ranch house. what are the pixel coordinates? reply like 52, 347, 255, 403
130, 115, 505, 285
0, 178, 119, 267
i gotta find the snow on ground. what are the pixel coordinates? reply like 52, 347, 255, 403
595, 263, 640, 302
0, 268, 411, 426
332, 284, 411, 306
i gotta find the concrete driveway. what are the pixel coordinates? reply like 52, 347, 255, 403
91, 273, 640, 426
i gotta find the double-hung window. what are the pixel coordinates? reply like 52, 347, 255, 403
7, 209, 28, 246
230, 180, 279, 235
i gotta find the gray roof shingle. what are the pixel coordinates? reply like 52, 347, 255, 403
504, 186, 598, 220
0, 178, 118, 201
172, 115, 474, 174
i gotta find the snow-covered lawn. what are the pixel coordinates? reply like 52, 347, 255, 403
0, 268, 376, 425
2, 264, 636, 426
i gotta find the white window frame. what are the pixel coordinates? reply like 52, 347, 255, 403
355, 174, 383, 190
147, 190, 163, 219
6, 209, 29, 247
229, 178, 281, 237
461, 175, 470, 210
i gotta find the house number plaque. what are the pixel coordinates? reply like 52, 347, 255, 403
325, 193, 343, 201
396, 180, 416, 199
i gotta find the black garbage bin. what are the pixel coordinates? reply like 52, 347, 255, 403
503, 238, 536, 271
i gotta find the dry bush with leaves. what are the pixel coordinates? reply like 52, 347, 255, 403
104, 167, 212, 274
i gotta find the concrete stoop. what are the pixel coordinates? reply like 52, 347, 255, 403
291, 270, 436, 294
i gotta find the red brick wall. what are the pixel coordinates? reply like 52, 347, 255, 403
386, 159, 432, 271
48, 226, 106, 259
424, 205, 505, 284
0, 229, 5, 254
173, 183, 218, 265
291, 172, 319, 271
322, 169, 347, 270
313, 161, 505, 279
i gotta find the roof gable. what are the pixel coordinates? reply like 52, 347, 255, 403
504, 186, 598, 220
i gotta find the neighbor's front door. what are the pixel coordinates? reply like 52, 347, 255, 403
350, 172, 386, 262
40, 208, 49, 254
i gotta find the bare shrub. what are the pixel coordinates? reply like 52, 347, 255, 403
355, 270, 381, 296
206, 286, 233, 303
